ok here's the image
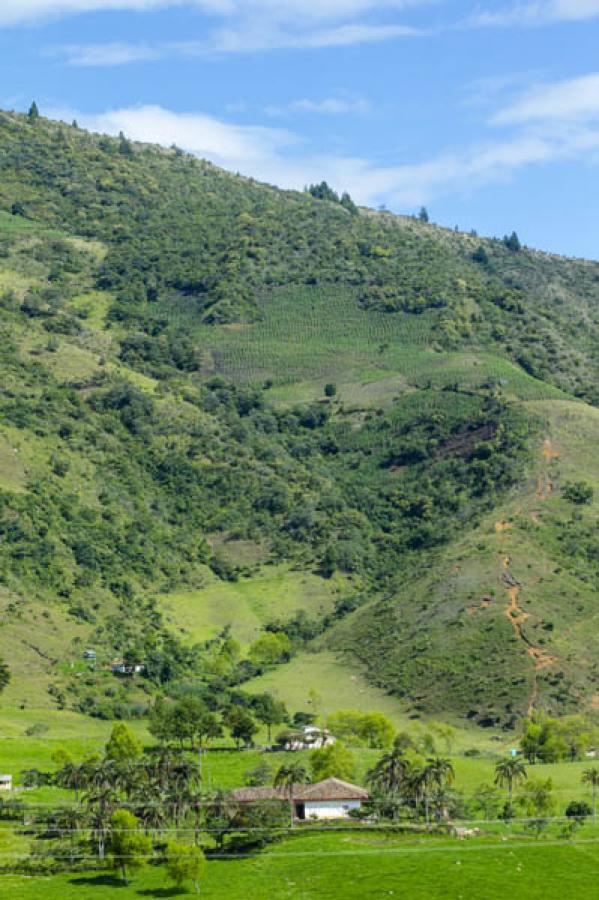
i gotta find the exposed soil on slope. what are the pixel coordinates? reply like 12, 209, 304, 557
495, 437, 561, 713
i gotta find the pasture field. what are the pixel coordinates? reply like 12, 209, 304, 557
156, 565, 349, 647
4, 832, 599, 899
1, 709, 596, 804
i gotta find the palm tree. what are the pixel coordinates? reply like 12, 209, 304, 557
423, 757, 455, 823
413, 757, 455, 827
366, 745, 412, 820
582, 767, 599, 824
83, 758, 120, 859
494, 757, 527, 805
85, 785, 118, 860
56, 761, 86, 802
273, 762, 308, 827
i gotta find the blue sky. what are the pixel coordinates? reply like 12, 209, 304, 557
2, 1, 599, 257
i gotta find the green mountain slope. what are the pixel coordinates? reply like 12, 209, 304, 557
0, 108, 598, 729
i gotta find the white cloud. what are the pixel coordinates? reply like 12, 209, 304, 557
0, 0, 429, 26
52, 22, 423, 67
46, 102, 599, 211
493, 74, 599, 124
264, 95, 370, 117
48, 104, 298, 168
0, 0, 169, 26
52, 42, 161, 65
290, 97, 371, 114
473, 0, 599, 27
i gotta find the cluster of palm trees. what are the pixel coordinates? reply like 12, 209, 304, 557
55, 751, 202, 859
493, 758, 599, 822
365, 739, 455, 825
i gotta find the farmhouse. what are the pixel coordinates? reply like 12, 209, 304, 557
230, 777, 369, 820
0, 774, 12, 792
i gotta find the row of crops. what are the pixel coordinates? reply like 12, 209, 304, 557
170, 286, 574, 403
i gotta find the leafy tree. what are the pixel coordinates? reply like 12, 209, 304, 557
252, 692, 287, 744
327, 710, 394, 749
105, 723, 141, 764
517, 776, 554, 834
566, 799, 591, 823
226, 706, 258, 749
307, 181, 339, 203
340, 192, 358, 215
324, 382, 337, 398
503, 231, 521, 252
248, 632, 291, 668
582, 767, 599, 823
165, 842, 206, 894
28, 101, 40, 121
244, 760, 273, 787
118, 131, 134, 157
562, 480, 594, 505
470, 782, 503, 820
520, 716, 568, 763
274, 761, 308, 827
310, 742, 355, 782
472, 245, 489, 265
494, 757, 527, 804
109, 809, 152, 885
148, 698, 222, 751
358, 713, 395, 749
418, 206, 429, 223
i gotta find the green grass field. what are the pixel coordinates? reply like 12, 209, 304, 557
4, 832, 599, 899
157, 566, 349, 647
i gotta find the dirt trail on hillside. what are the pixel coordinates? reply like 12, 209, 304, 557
496, 444, 559, 714
500, 567, 556, 714
536, 438, 560, 500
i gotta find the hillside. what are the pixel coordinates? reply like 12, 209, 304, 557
0, 108, 599, 730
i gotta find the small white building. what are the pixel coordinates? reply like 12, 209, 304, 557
111, 659, 145, 676
0, 774, 12, 792
230, 777, 369, 821
281, 725, 336, 751
294, 778, 369, 820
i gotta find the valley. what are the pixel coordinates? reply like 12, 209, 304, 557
0, 109, 598, 896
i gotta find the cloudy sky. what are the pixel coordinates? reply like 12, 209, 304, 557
2, 1, 599, 256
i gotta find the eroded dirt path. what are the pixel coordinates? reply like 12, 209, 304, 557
495, 440, 559, 714
536, 437, 560, 500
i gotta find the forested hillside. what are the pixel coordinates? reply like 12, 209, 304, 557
1, 108, 599, 728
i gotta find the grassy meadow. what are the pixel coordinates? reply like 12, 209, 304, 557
157, 565, 349, 647
4, 832, 599, 899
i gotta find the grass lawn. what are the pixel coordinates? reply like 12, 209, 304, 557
5, 832, 599, 899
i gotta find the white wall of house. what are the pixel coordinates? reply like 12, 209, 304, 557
303, 799, 361, 820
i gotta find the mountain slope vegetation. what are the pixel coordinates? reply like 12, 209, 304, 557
0, 108, 598, 729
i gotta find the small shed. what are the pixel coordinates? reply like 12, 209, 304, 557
0, 774, 12, 792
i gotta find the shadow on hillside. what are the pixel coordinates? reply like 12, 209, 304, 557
137, 890, 183, 898
70, 874, 127, 888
